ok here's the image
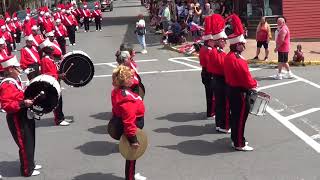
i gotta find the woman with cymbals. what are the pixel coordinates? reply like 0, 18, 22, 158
110, 65, 147, 180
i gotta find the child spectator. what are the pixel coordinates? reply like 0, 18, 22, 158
292, 44, 305, 66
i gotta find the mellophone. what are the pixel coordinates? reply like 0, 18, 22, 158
249, 90, 271, 116
24, 50, 95, 116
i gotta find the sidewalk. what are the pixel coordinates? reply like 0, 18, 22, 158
166, 39, 320, 65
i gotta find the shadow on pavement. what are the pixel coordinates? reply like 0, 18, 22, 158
0, 161, 20, 178
158, 138, 234, 156
153, 124, 219, 137
90, 112, 112, 121
156, 112, 207, 122
88, 125, 108, 135
73, 172, 123, 180
75, 141, 119, 156
36, 116, 74, 127
255, 76, 277, 81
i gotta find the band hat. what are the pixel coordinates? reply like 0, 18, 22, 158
25, 35, 34, 41
25, 16, 30, 20
40, 11, 45, 15
31, 25, 38, 30
13, 17, 17, 20
45, 31, 54, 37
211, 14, 228, 40
226, 14, 246, 45
0, 38, 5, 44
39, 38, 52, 49
0, 55, 20, 69
119, 129, 148, 160
202, 16, 213, 41
45, 12, 50, 16
5, 18, 10, 21
119, 51, 131, 60
1, 25, 6, 30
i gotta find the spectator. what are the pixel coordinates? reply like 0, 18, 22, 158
161, 0, 171, 32
135, 14, 147, 54
274, 17, 293, 80
186, 3, 195, 23
202, 3, 213, 24
253, 16, 272, 61
219, 0, 226, 16
211, 0, 220, 14
176, 1, 185, 20
292, 44, 305, 66
193, 3, 202, 25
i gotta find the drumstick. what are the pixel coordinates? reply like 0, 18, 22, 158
32, 91, 45, 101
64, 63, 74, 74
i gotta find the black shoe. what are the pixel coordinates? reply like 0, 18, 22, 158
253, 56, 259, 60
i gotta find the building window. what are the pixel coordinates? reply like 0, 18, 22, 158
245, 0, 282, 18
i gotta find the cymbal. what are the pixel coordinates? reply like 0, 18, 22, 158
119, 129, 148, 160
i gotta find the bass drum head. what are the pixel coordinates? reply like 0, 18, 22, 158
24, 75, 60, 115
60, 50, 94, 87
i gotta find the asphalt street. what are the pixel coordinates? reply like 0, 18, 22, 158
1, 0, 320, 179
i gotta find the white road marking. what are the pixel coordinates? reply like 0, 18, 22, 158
285, 108, 320, 121
93, 59, 159, 66
168, 58, 201, 70
311, 134, 320, 140
257, 79, 300, 91
266, 106, 320, 153
293, 75, 320, 89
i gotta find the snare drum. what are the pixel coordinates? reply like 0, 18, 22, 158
24, 74, 61, 115
60, 50, 94, 87
249, 91, 271, 116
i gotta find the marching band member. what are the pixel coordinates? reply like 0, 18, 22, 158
0, 55, 41, 177
5, 13, 17, 51
111, 65, 147, 180
39, 39, 71, 126
224, 14, 257, 151
43, 11, 55, 34
1, 25, 13, 55
81, 2, 92, 32
0, 38, 8, 76
23, 16, 33, 36
64, 6, 78, 46
20, 35, 41, 80
45, 31, 63, 60
31, 25, 45, 48
54, 19, 68, 55
199, 16, 214, 118
12, 12, 22, 45
210, 14, 230, 133
37, 8, 45, 35
92, 2, 102, 31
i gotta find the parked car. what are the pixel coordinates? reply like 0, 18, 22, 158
100, 0, 113, 12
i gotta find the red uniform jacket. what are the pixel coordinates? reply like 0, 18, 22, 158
224, 52, 257, 90
50, 40, 62, 58
0, 78, 25, 113
38, 16, 44, 25
20, 46, 40, 70
81, 9, 91, 18
40, 56, 59, 79
199, 46, 211, 68
54, 24, 68, 37
54, 12, 64, 21
63, 14, 78, 26
6, 22, 16, 33
2, 31, 13, 43
13, 21, 22, 31
92, 9, 102, 18
32, 34, 44, 47
129, 61, 140, 89
208, 47, 226, 76
0, 48, 8, 71
111, 88, 145, 137
43, 18, 55, 33
23, 20, 33, 36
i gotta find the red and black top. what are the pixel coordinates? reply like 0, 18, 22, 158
0, 78, 25, 113
224, 52, 257, 90
111, 88, 145, 142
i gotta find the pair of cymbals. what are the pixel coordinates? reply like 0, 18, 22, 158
119, 129, 148, 160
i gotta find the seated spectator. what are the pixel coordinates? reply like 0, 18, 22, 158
292, 44, 305, 66
167, 19, 187, 45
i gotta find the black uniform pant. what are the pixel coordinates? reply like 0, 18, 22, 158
84, 17, 90, 31
228, 87, 250, 148
66, 25, 76, 44
10, 33, 16, 50
54, 94, 65, 125
16, 30, 22, 44
124, 117, 144, 180
6, 42, 12, 56
201, 69, 214, 117
56, 36, 66, 55
214, 75, 230, 130
15, 30, 21, 43
95, 17, 101, 30
7, 109, 35, 177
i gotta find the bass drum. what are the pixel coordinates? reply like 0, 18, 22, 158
60, 50, 95, 87
24, 75, 61, 115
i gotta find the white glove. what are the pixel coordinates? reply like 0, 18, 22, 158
75, 26, 79, 31
13, 34, 17, 37
24, 68, 34, 74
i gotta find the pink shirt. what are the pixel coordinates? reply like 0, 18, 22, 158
276, 25, 290, 52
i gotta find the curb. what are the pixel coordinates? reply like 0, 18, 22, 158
167, 45, 320, 66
